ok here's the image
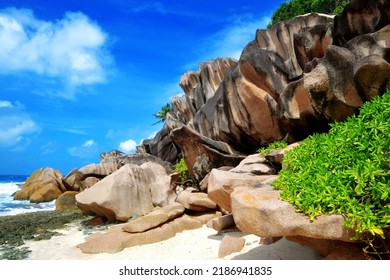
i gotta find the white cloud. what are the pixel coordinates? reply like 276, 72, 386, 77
0, 8, 112, 99
67, 139, 98, 159
0, 100, 13, 108
189, 13, 271, 68
119, 139, 137, 153
0, 100, 39, 148
83, 139, 95, 147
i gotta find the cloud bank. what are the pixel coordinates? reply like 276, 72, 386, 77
0, 100, 39, 148
0, 8, 112, 98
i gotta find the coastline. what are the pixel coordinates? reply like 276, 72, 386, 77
0, 209, 321, 260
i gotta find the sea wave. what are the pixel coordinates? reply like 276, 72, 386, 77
0, 181, 56, 216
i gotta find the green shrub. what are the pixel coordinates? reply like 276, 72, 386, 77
273, 91, 390, 240
268, 0, 350, 28
258, 140, 288, 156
175, 158, 194, 188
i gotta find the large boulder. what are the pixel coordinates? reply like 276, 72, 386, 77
207, 168, 278, 212
55, 191, 79, 211
187, 13, 334, 153
100, 150, 174, 174
170, 126, 246, 181
231, 184, 355, 241
279, 25, 390, 141
141, 125, 180, 164
62, 162, 118, 191
77, 212, 221, 254
333, 0, 390, 46
123, 202, 185, 233
13, 168, 65, 203
75, 162, 176, 222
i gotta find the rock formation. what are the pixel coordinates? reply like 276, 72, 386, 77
75, 162, 176, 222
139, 0, 389, 183
13, 168, 65, 203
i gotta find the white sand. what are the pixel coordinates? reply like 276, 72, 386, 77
23, 222, 322, 260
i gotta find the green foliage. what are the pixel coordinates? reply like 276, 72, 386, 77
258, 140, 288, 156
153, 102, 172, 125
268, 0, 350, 27
175, 158, 194, 188
273, 91, 390, 241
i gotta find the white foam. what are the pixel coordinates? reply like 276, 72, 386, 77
0, 182, 56, 216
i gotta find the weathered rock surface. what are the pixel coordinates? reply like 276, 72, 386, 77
206, 214, 236, 231
176, 187, 217, 212
231, 184, 354, 241
77, 212, 221, 254
333, 0, 390, 46
207, 168, 278, 212
230, 154, 275, 175
13, 168, 65, 203
141, 125, 180, 164
265, 142, 300, 166
123, 202, 185, 233
218, 235, 246, 258
62, 162, 117, 191
100, 150, 174, 174
55, 191, 79, 211
170, 126, 246, 181
75, 162, 176, 222
286, 236, 369, 260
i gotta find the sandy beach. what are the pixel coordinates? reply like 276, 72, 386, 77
22, 222, 322, 260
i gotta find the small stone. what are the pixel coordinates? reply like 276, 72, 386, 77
218, 235, 245, 258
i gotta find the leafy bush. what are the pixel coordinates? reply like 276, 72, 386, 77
175, 158, 194, 188
273, 91, 390, 240
268, 0, 350, 27
258, 140, 288, 156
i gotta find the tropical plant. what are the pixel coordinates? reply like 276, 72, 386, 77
175, 158, 194, 188
273, 90, 390, 256
258, 140, 288, 156
153, 102, 172, 125
268, 0, 350, 27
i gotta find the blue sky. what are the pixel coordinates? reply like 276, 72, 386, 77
0, 0, 285, 176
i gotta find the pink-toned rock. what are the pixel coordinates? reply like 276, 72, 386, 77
176, 187, 217, 212
13, 168, 65, 203
207, 168, 278, 212
230, 154, 275, 175
231, 184, 354, 241
286, 236, 369, 260
77, 212, 221, 254
218, 235, 246, 258
75, 162, 176, 222
123, 202, 185, 233
55, 191, 79, 211
206, 214, 236, 231
62, 162, 117, 191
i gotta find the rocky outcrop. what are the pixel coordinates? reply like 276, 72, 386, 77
100, 150, 174, 174
77, 211, 221, 254
279, 26, 390, 141
207, 167, 278, 212
62, 162, 118, 191
55, 191, 79, 211
333, 0, 390, 46
13, 168, 65, 203
170, 125, 246, 181
123, 202, 185, 233
175, 187, 217, 212
75, 162, 176, 222
141, 125, 180, 164
231, 184, 355, 241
